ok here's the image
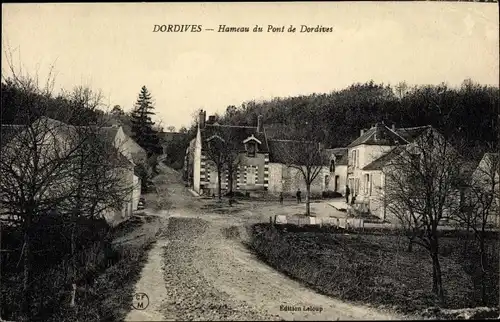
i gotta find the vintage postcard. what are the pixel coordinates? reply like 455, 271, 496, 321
1, 1, 499, 321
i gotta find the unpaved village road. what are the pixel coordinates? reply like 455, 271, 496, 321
125, 166, 409, 321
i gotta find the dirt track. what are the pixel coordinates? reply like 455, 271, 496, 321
125, 165, 411, 321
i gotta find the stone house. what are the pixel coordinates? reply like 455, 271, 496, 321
343, 123, 451, 220
469, 152, 500, 226
187, 110, 270, 196
186, 111, 339, 197
266, 140, 331, 197
97, 124, 144, 219
323, 147, 348, 195
0, 117, 142, 226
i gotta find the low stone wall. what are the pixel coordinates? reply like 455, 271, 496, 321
273, 214, 364, 228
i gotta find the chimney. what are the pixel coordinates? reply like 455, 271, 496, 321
360, 129, 365, 136
199, 109, 206, 129
208, 115, 216, 124
257, 115, 263, 133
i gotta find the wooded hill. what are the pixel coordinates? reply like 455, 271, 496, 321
214, 80, 498, 160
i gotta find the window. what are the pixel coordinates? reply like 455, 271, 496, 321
330, 159, 336, 173
325, 175, 330, 190
247, 166, 256, 185
247, 143, 256, 157
364, 174, 370, 195
351, 150, 357, 168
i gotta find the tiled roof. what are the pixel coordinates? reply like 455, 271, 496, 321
201, 124, 269, 152
481, 152, 500, 174
159, 131, 188, 142
2, 118, 133, 167
324, 148, 348, 166
347, 123, 410, 148
268, 139, 327, 166
394, 126, 432, 142
99, 126, 120, 146
263, 123, 288, 139
362, 146, 406, 171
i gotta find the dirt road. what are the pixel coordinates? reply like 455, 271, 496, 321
125, 165, 410, 321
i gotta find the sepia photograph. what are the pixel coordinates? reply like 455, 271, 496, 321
1, 1, 499, 321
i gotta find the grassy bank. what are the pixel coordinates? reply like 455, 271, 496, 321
1, 214, 158, 321
247, 223, 499, 315
53, 215, 158, 322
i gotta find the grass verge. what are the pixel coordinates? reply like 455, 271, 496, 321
47, 215, 159, 321
247, 223, 499, 316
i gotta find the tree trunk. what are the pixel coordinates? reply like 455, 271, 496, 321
217, 167, 222, 200
306, 184, 311, 216
407, 239, 413, 252
22, 212, 32, 321
463, 220, 470, 256
431, 249, 444, 302
70, 216, 76, 308
479, 231, 487, 305
228, 167, 234, 195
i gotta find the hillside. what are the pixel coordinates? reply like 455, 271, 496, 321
216, 80, 498, 159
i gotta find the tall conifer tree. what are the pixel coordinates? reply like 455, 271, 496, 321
130, 86, 160, 156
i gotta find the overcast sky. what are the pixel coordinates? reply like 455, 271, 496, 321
2, 2, 498, 129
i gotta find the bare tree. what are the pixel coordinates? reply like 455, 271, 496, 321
203, 126, 240, 201
381, 127, 463, 301
455, 151, 499, 305
274, 139, 327, 216
1, 58, 137, 318
166, 125, 176, 132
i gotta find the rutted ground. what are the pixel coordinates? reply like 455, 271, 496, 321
125, 164, 410, 321
160, 217, 279, 321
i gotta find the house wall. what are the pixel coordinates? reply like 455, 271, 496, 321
267, 163, 330, 197
193, 129, 202, 193
201, 152, 268, 195
132, 174, 141, 210
348, 145, 393, 171
347, 144, 393, 202
114, 127, 134, 164
268, 163, 283, 194
472, 155, 500, 227
326, 164, 347, 195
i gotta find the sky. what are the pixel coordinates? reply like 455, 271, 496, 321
2, 2, 499, 129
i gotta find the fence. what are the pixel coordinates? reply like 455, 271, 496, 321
272, 215, 365, 229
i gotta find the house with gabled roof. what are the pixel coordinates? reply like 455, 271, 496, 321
469, 152, 500, 226
324, 147, 349, 195
188, 110, 270, 195
0, 117, 143, 225
265, 139, 331, 197
186, 111, 345, 197
345, 122, 442, 220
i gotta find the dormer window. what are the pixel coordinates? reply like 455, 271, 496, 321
247, 142, 256, 157
243, 134, 261, 158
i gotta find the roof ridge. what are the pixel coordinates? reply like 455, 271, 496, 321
269, 139, 304, 142
205, 124, 256, 129
384, 124, 410, 144
397, 125, 432, 131
0, 124, 25, 127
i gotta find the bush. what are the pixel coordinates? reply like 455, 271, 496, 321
322, 190, 342, 198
